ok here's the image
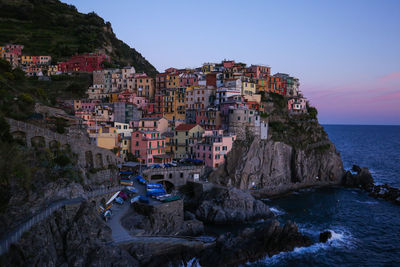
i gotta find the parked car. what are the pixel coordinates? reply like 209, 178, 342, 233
170, 161, 178, 167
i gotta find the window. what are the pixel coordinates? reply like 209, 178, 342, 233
180, 172, 183, 178
186, 131, 188, 136
238, 116, 241, 121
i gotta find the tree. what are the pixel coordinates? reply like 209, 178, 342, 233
126, 152, 139, 162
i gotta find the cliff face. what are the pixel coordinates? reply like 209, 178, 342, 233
210, 137, 344, 196
210, 94, 344, 196
1, 201, 138, 266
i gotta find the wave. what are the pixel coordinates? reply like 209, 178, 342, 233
181, 257, 201, 267
355, 200, 379, 205
245, 228, 355, 266
270, 207, 286, 216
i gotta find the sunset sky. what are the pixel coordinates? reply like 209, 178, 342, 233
64, 0, 400, 125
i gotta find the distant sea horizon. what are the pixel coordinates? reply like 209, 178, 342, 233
246, 124, 400, 266
322, 123, 400, 126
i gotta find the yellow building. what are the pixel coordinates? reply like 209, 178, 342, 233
110, 93, 119, 103
162, 131, 175, 156
201, 63, 215, 73
174, 124, 204, 159
135, 76, 155, 98
21, 55, 33, 65
120, 137, 131, 161
257, 79, 268, 93
95, 126, 118, 150
47, 65, 59, 75
166, 73, 180, 89
242, 81, 257, 96
163, 88, 186, 121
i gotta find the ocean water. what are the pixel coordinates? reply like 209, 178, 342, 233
246, 125, 400, 267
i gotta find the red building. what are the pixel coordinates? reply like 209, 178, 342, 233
205, 73, 217, 87
5, 44, 24, 56
58, 53, 111, 73
143, 92, 164, 118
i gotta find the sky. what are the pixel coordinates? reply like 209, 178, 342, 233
63, 0, 400, 125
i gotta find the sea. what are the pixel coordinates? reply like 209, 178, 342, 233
246, 125, 400, 267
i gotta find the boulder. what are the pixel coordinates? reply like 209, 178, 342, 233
319, 231, 332, 243
195, 187, 273, 224
199, 220, 312, 267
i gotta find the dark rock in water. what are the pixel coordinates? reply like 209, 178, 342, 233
195, 187, 274, 224
319, 231, 332, 243
199, 220, 313, 267
342, 165, 374, 190
343, 165, 400, 205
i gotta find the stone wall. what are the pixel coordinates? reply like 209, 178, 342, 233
6, 118, 122, 179
142, 166, 205, 187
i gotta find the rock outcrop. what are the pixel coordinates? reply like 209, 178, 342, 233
343, 165, 400, 205
122, 200, 205, 236
210, 137, 344, 197
195, 187, 273, 224
198, 220, 312, 267
1, 201, 138, 266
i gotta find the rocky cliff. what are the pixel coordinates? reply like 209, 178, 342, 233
1, 201, 138, 266
210, 94, 345, 197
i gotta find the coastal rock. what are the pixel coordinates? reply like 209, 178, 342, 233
342, 165, 374, 190
319, 231, 332, 243
195, 187, 273, 224
1, 201, 138, 267
210, 137, 344, 197
343, 165, 400, 205
199, 220, 312, 267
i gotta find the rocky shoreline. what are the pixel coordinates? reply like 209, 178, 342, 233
343, 165, 400, 206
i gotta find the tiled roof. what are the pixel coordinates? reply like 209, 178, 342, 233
175, 123, 198, 131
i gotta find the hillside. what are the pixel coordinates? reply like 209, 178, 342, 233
0, 0, 158, 76
210, 93, 344, 196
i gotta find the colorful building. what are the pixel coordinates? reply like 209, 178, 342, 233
58, 53, 111, 73
194, 130, 236, 168
174, 124, 205, 159
162, 87, 186, 122
131, 130, 169, 165
288, 97, 307, 113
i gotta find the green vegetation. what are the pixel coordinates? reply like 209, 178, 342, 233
263, 92, 328, 152
0, 117, 84, 209
0, 0, 157, 76
126, 152, 139, 162
0, 59, 91, 119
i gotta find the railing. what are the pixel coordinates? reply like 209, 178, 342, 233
0, 186, 124, 256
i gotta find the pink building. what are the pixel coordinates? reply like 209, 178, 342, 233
5, 44, 24, 56
288, 97, 307, 113
132, 95, 148, 109
194, 130, 236, 168
131, 130, 170, 165
223, 60, 235, 69
247, 65, 270, 79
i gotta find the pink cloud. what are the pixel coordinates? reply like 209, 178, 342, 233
302, 72, 400, 124
380, 72, 400, 82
